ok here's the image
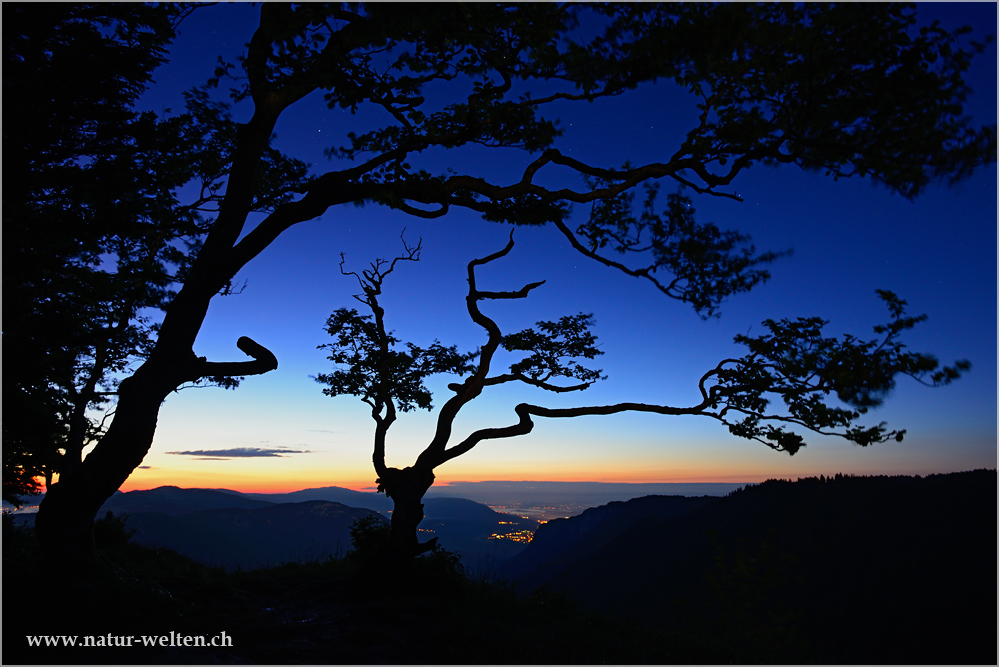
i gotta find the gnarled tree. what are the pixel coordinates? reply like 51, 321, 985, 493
3, 4, 201, 507
319, 211, 968, 557
30, 3, 994, 562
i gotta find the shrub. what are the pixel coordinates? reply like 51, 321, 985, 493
93, 511, 135, 549
348, 514, 390, 557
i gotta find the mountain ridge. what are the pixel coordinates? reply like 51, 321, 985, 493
83, 486, 541, 571
508, 468, 997, 664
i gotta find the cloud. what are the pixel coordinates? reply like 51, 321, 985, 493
166, 447, 312, 459
137, 466, 153, 469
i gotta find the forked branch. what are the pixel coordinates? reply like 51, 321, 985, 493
318, 238, 967, 483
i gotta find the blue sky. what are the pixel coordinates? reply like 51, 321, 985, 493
119, 3, 996, 493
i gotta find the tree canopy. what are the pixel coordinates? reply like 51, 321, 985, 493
317, 218, 970, 554
3, 4, 191, 505
14, 3, 993, 560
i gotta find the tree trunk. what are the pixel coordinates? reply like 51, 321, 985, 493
379, 465, 437, 559
34, 338, 196, 565
32, 99, 281, 566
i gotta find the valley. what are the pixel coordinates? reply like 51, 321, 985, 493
5, 470, 995, 664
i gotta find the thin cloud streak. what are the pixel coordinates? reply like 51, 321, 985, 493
167, 447, 312, 459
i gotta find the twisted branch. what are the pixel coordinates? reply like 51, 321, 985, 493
195, 336, 278, 379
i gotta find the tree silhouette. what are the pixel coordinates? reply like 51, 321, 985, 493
3, 4, 281, 508
27, 4, 994, 562
3, 4, 199, 506
319, 216, 968, 557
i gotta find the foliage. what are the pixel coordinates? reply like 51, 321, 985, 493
2, 4, 206, 503
585, 4, 996, 199
4, 3, 177, 503
2, 4, 305, 506
93, 511, 136, 549
347, 514, 390, 557
569, 184, 789, 318
318, 308, 476, 414
319, 239, 970, 547
705, 290, 970, 453
501, 313, 606, 385
317, 234, 608, 500
26, 2, 994, 559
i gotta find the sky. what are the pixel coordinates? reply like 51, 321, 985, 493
109, 3, 996, 494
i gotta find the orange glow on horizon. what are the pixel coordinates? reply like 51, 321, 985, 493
105, 448, 966, 494
116, 466, 770, 495
55, 438, 981, 496
42, 459, 985, 497
118, 472, 378, 495
112, 447, 788, 494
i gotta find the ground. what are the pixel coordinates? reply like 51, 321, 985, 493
3, 526, 688, 665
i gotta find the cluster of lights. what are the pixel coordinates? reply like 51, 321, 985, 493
488, 530, 534, 544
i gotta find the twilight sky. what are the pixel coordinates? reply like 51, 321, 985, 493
116, 3, 996, 494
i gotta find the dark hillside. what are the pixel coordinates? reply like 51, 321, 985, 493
532, 469, 997, 664
91, 492, 539, 571
422, 496, 511, 520
228, 486, 394, 513
3, 516, 705, 665
502, 494, 717, 583
419, 498, 539, 571
4, 471, 994, 664
123, 500, 379, 569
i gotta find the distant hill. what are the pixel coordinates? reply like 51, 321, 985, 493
121, 500, 378, 569
425, 480, 746, 506
418, 498, 538, 572
423, 496, 506, 520
76, 486, 540, 570
224, 486, 394, 513
214, 489, 541, 568
99, 486, 275, 515
501, 494, 717, 583
510, 469, 997, 664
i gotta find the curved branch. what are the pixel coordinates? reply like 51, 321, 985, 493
230, 141, 748, 277
416, 235, 544, 467
394, 201, 449, 219
523, 401, 704, 419
438, 403, 536, 464
483, 373, 592, 393
195, 336, 278, 379
438, 399, 704, 465
229, 142, 748, 279
551, 218, 676, 297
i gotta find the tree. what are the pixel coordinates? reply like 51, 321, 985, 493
2, 3, 274, 508
319, 213, 969, 557
31, 3, 994, 562
3, 3, 190, 506
3, 4, 296, 509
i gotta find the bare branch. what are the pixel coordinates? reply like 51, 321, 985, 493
552, 218, 676, 295
475, 282, 547, 301
394, 202, 449, 219
195, 336, 278, 379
